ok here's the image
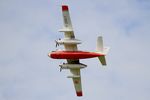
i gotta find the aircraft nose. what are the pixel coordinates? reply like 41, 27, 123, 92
48, 53, 51, 57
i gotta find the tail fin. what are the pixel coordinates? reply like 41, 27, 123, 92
96, 36, 109, 66
96, 36, 103, 53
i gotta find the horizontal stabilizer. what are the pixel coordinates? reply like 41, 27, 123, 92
98, 55, 106, 65
103, 47, 110, 55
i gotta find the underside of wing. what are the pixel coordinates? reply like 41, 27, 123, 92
67, 59, 83, 96
59, 5, 78, 51
69, 68, 83, 96
60, 5, 75, 39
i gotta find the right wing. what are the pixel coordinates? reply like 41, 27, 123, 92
68, 68, 83, 96
67, 59, 83, 96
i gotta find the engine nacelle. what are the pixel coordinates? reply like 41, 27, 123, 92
56, 39, 82, 45
59, 63, 87, 69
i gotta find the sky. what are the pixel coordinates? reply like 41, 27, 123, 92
0, 0, 150, 100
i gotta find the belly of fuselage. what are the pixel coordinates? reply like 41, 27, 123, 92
49, 51, 103, 59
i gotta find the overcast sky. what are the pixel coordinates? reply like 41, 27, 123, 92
0, 0, 150, 100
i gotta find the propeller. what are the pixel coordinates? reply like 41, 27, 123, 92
60, 66, 62, 72
59, 62, 66, 72
55, 40, 59, 47
55, 38, 61, 47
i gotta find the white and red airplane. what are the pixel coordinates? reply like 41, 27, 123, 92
48, 5, 109, 96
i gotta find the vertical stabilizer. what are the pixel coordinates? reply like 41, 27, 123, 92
96, 36, 103, 53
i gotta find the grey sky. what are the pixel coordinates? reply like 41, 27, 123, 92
0, 0, 150, 100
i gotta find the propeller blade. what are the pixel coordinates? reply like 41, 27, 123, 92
55, 40, 59, 47
60, 66, 62, 72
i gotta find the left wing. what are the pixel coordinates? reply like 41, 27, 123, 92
59, 5, 75, 39
59, 5, 77, 51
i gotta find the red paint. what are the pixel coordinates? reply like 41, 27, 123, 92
76, 91, 82, 96
62, 5, 68, 11
74, 80, 79, 84
49, 51, 104, 59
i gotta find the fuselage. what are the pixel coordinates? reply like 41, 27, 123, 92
49, 51, 104, 59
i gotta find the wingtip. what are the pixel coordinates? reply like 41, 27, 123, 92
76, 91, 83, 96
62, 5, 69, 11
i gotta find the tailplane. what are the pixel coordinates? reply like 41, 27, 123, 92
96, 36, 110, 66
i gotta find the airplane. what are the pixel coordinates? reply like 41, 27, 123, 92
48, 5, 109, 97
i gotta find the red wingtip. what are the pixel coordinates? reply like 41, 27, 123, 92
76, 91, 83, 96
62, 5, 68, 11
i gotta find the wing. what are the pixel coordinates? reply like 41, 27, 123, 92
67, 59, 83, 96
59, 5, 75, 38
69, 69, 82, 96
59, 5, 77, 51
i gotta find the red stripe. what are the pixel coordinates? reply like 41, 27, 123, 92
76, 91, 82, 96
62, 5, 68, 11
